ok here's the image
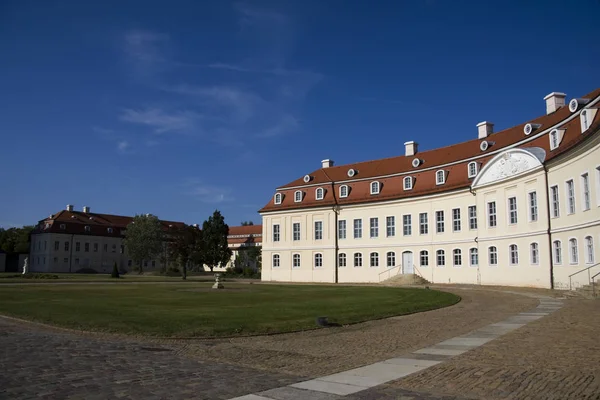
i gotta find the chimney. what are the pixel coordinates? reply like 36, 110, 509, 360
544, 92, 566, 114
66, 204, 74, 212
404, 141, 418, 157
477, 121, 494, 139
83, 206, 91, 213
321, 159, 334, 168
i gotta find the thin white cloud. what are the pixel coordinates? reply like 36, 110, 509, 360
117, 140, 130, 153
258, 114, 299, 138
234, 3, 287, 26
119, 108, 200, 134
123, 29, 170, 77
182, 178, 234, 203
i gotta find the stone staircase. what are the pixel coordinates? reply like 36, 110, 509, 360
571, 282, 600, 299
380, 273, 430, 286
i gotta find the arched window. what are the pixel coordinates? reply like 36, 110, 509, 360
436, 170, 446, 185
453, 249, 462, 266
489, 246, 498, 266
315, 187, 324, 200
314, 253, 323, 268
553, 240, 562, 264
354, 253, 363, 267
339, 185, 349, 198
274, 193, 282, 204
509, 244, 519, 265
468, 162, 478, 178
470, 248, 478, 266
370, 252, 379, 267
585, 236, 594, 264
530, 243, 539, 265
569, 238, 578, 264
338, 253, 347, 267
420, 250, 429, 267
292, 254, 301, 268
370, 181, 380, 195
436, 250, 445, 266
272, 254, 280, 268
386, 251, 396, 268
294, 190, 302, 203
403, 176, 413, 190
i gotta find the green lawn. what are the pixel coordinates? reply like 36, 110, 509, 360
0, 272, 216, 283
0, 283, 460, 337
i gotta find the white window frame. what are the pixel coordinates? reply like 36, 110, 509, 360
581, 173, 590, 211
403, 176, 413, 190
294, 190, 302, 203
469, 248, 478, 267
468, 162, 478, 178
582, 109, 589, 131
338, 253, 347, 267
569, 238, 578, 264
353, 219, 362, 239
550, 185, 560, 217
550, 130, 559, 150
370, 181, 380, 195
403, 214, 412, 236
528, 191, 538, 222
292, 253, 301, 268
339, 185, 349, 198
292, 222, 301, 241
386, 216, 395, 237
419, 212, 428, 235
585, 236, 594, 264
420, 250, 429, 267
489, 246, 498, 266
273, 224, 280, 242
553, 240, 562, 265
354, 252, 363, 267
436, 170, 446, 185
315, 187, 324, 200
468, 205, 477, 230
436, 249, 445, 267
509, 244, 519, 265
452, 208, 461, 232
566, 179, 575, 214
436, 210, 445, 233
314, 253, 323, 268
530, 242, 539, 265
488, 201, 497, 227
370, 252, 379, 267
272, 254, 280, 268
508, 197, 518, 225
314, 221, 323, 240
370, 217, 379, 238
386, 251, 395, 268
274, 193, 282, 204
453, 248, 462, 267
338, 220, 346, 240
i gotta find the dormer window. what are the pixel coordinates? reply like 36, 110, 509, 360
274, 193, 282, 205
370, 181, 380, 195
468, 162, 478, 178
339, 185, 349, 198
582, 110, 589, 131
84, 226, 91, 232
436, 170, 446, 185
60, 224, 66, 230
315, 187, 324, 200
107, 228, 113, 234
294, 190, 303, 203
403, 176, 413, 190
550, 129, 559, 150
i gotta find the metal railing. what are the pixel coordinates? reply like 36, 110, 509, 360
592, 271, 600, 297
378, 264, 402, 282
568, 262, 600, 290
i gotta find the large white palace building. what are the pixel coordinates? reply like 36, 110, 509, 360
259, 88, 600, 289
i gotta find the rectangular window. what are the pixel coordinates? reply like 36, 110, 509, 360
370, 217, 379, 238
468, 206, 477, 230
94, 243, 98, 252
370, 252, 379, 267
529, 192, 538, 222
63, 258, 68, 263
103, 244, 108, 252
452, 208, 461, 232
75, 242, 80, 252
530, 243, 539, 265
54, 241, 59, 251
75, 258, 79, 265
151, 260, 156, 267
470, 248, 478, 266
436, 211, 444, 233
120, 245, 124, 254
582, 173, 590, 211
84, 243, 89, 252
488, 201, 497, 227
420, 251, 429, 266
112, 244, 116, 253
551, 185, 560, 217
314, 253, 323, 268
272, 255, 280, 268
338, 220, 347, 239
554, 241, 562, 264
293, 223, 301, 241
354, 219, 362, 239
354, 253, 362, 267
403, 215, 412, 236
338, 253, 347, 267
453, 249, 462, 266
489, 247, 498, 266
387, 252, 395, 268
436, 250, 445, 266
386, 216, 395, 237
44, 241, 47, 251
510, 245, 519, 265
508, 197, 518, 224
273, 224, 280, 242
64, 242, 69, 252
293, 254, 301, 268
314, 221, 323, 240
566, 180, 575, 214
419, 213, 428, 235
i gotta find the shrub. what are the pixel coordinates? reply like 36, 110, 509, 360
75, 268, 98, 274
111, 262, 120, 278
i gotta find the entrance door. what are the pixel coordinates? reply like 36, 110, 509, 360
402, 251, 414, 274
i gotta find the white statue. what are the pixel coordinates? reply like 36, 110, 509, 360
212, 273, 224, 289
22, 257, 29, 275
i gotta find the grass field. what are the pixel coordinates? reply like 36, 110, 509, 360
0, 283, 459, 337
0, 272, 216, 283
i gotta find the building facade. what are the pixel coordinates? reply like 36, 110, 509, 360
259, 89, 600, 290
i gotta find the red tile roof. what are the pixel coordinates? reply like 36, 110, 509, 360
260, 88, 600, 213
228, 225, 262, 236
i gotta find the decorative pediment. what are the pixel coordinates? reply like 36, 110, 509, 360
472, 148, 545, 188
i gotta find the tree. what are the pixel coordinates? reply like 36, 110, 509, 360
246, 245, 262, 271
0, 226, 33, 254
168, 225, 202, 280
240, 221, 254, 226
111, 262, 120, 278
123, 214, 163, 274
201, 210, 232, 272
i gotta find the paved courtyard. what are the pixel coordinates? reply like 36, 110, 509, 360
1, 286, 599, 399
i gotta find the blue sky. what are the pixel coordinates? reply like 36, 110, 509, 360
1, 0, 598, 228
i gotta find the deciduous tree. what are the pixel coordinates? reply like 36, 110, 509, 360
201, 210, 232, 272
123, 214, 163, 274
168, 225, 202, 280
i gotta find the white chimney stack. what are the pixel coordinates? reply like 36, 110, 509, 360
83, 206, 90, 213
477, 121, 494, 139
321, 159, 334, 168
66, 204, 74, 212
404, 141, 418, 157
544, 92, 566, 114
